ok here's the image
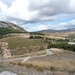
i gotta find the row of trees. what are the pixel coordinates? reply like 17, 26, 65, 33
45, 37, 69, 42
47, 42, 75, 52
0, 28, 28, 39
29, 36, 44, 39
0, 28, 28, 35
29, 32, 45, 35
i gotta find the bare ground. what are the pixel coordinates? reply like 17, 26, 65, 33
0, 62, 75, 75
0, 50, 75, 75
29, 50, 75, 62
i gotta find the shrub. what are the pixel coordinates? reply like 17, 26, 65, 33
50, 66, 56, 71
40, 46, 45, 50
24, 63, 33, 68
35, 66, 44, 71
47, 42, 75, 52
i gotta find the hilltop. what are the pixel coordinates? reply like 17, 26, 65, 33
0, 21, 26, 35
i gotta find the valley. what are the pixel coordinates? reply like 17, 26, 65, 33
0, 21, 75, 75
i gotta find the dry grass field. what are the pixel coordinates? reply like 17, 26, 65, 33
15, 60, 75, 72
0, 36, 47, 56
0, 32, 75, 75
10, 50, 75, 73
13, 50, 46, 58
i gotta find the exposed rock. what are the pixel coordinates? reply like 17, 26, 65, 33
0, 71, 17, 75
0, 42, 12, 59
0, 21, 25, 32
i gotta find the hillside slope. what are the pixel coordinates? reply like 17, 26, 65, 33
0, 21, 25, 32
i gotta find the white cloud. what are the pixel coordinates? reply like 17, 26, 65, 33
46, 19, 75, 30
7, 0, 29, 19
0, 0, 75, 24
38, 24, 47, 30
0, 0, 75, 31
21, 19, 75, 32
70, 19, 75, 25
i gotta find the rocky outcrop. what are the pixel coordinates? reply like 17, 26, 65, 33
0, 21, 25, 32
0, 42, 12, 59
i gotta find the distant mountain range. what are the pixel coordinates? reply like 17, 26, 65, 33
38, 28, 75, 33
0, 21, 25, 32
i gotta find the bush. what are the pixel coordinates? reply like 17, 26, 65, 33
35, 66, 44, 71
40, 46, 45, 50
29, 36, 44, 39
50, 66, 56, 71
29, 36, 34, 39
30, 32, 45, 35
47, 42, 75, 52
23, 63, 33, 68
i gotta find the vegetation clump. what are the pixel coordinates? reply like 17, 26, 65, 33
29, 36, 44, 39
47, 42, 75, 52
0, 28, 26, 36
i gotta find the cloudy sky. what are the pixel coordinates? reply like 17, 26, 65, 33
0, 0, 75, 32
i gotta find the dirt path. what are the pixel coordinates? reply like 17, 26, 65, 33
0, 49, 75, 75
0, 49, 52, 62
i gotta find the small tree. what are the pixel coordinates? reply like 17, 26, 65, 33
29, 36, 34, 39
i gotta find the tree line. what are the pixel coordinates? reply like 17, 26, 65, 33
29, 36, 44, 39
47, 42, 75, 52
0, 28, 27, 35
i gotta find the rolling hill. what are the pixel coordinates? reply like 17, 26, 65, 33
38, 28, 75, 33
0, 21, 26, 35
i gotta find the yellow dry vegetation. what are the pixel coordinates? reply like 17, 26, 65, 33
10, 59, 75, 72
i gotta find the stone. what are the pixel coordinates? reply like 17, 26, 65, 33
0, 42, 12, 59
